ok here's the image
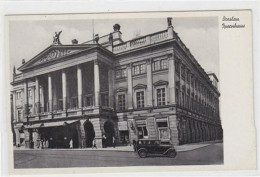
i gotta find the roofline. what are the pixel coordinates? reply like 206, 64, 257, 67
17, 44, 98, 71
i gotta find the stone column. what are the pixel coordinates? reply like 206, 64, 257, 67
32, 131, 39, 149
24, 129, 30, 148
48, 73, 53, 112
62, 70, 67, 110
31, 87, 35, 114
91, 118, 103, 148
77, 65, 83, 108
108, 68, 115, 108
14, 128, 20, 146
77, 120, 86, 148
146, 59, 153, 107
179, 64, 182, 106
127, 64, 133, 109
94, 59, 100, 107
23, 80, 28, 120
168, 53, 176, 105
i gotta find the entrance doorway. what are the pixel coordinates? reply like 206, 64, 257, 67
84, 121, 95, 147
104, 121, 115, 147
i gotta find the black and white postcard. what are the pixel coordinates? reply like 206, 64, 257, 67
2, 9, 256, 175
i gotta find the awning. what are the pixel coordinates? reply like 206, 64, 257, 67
25, 120, 79, 129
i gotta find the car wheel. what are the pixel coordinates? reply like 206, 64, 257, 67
168, 150, 177, 158
138, 149, 147, 158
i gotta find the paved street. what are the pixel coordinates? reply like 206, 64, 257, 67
14, 143, 223, 168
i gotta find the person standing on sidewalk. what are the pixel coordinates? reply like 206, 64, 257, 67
112, 136, 116, 148
92, 138, 97, 149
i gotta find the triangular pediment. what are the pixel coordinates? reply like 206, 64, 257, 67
18, 44, 96, 71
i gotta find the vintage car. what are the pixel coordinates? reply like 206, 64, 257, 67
133, 139, 177, 158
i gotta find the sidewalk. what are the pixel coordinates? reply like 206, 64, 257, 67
14, 141, 222, 152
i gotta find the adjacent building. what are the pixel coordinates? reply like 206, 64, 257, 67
11, 18, 223, 149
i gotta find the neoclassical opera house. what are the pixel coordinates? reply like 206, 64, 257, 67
11, 18, 223, 149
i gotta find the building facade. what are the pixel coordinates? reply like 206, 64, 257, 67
11, 18, 223, 149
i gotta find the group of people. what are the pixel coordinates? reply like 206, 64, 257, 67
27, 138, 49, 149
92, 135, 116, 149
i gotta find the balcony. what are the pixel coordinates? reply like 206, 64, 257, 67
26, 94, 113, 122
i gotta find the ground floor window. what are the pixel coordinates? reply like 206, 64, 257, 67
137, 126, 148, 139
156, 119, 170, 141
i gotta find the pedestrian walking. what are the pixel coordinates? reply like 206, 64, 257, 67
40, 139, 44, 149
45, 140, 49, 148
69, 139, 73, 149
102, 134, 107, 148
92, 138, 97, 149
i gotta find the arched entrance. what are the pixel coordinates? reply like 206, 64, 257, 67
104, 121, 115, 147
84, 121, 95, 147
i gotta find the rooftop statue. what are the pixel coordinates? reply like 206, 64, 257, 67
167, 17, 173, 27
113, 24, 121, 32
53, 31, 62, 45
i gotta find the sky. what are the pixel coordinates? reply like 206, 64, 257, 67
9, 17, 219, 78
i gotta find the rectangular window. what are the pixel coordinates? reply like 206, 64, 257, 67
157, 88, 166, 106
137, 126, 148, 139
175, 61, 180, 74
115, 69, 127, 79
153, 60, 161, 71
156, 119, 170, 140
84, 95, 93, 107
133, 64, 146, 75
136, 91, 145, 108
16, 91, 22, 99
161, 59, 168, 69
101, 94, 109, 107
181, 67, 185, 80
58, 99, 63, 110
28, 89, 32, 97
175, 88, 179, 104
134, 65, 140, 75
118, 94, 126, 111
17, 110, 22, 121
153, 59, 168, 71
71, 97, 78, 108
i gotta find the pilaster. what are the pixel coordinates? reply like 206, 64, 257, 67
108, 68, 115, 109
62, 70, 67, 110
168, 53, 176, 105
77, 65, 83, 108
23, 80, 28, 120
94, 59, 100, 107
48, 73, 53, 112
146, 59, 153, 107
127, 64, 133, 110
